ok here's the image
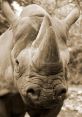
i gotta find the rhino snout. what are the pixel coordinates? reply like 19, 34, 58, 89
24, 84, 67, 103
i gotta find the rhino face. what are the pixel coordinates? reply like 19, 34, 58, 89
11, 21, 68, 110
2, 0, 80, 112
12, 52, 67, 110
13, 47, 67, 110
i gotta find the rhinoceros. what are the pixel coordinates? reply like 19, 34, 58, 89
0, 0, 80, 117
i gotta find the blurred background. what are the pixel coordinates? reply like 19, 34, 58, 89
0, 0, 82, 117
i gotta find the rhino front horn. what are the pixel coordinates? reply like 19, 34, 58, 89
32, 26, 61, 75
1, 0, 18, 26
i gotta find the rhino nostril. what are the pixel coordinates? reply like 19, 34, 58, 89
59, 88, 66, 96
27, 88, 35, 95
26, 87, 40, 100
55, 86, 67, 97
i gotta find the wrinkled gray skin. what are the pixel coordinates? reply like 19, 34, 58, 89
0, 0, 80, 117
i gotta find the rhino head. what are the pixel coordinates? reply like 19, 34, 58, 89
2, 0, 80, 116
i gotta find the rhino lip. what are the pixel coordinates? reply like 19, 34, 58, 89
24, 94, 65, 110
25, 99, 64, 110
45, 95, 67, 109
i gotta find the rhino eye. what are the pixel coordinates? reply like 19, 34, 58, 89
15, 59, 19, 65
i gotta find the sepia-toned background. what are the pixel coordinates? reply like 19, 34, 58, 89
0, 0, 82, 117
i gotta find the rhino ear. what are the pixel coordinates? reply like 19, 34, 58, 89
64, 5, 80, 30
1, 0, 19, 26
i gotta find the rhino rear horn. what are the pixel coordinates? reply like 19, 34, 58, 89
1, 0, 18, 26
32, 26, 60, 68
32, 16, 51, 48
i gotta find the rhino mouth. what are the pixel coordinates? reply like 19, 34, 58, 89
31, 96, 65, 109
23, 96, 65, 110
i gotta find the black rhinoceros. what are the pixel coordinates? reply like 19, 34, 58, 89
0, 0, 80, 117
